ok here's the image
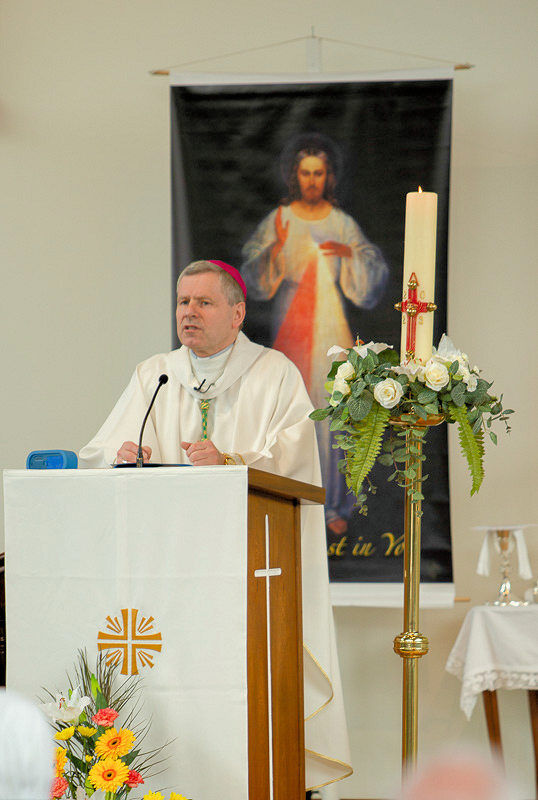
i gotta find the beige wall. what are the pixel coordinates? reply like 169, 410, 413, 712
1, 1, 537, 797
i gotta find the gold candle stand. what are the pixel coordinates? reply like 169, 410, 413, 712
390, 414, 445, 774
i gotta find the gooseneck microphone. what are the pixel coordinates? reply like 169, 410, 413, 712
136, 374, 168, 467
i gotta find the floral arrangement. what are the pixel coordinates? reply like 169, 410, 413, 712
310, 334, 513, 513
41, 652, 190, 800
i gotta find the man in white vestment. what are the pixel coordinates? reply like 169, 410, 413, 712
79, 259, 352, 793
241, 133, 388, 534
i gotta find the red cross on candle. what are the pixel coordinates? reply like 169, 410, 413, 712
394, 272, 436, 361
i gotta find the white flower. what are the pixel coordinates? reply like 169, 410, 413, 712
463, 371, 478, 392
40, 687, 91, 723
326, 345, 348, 358
433, 334, 472, 379
434, 334, 463, 363
373, 378, 404, 409
333, 376, 351, 398
353, 341, 393, 358
393, 361, 426, 383
336, 361, 355, 381
423, 359, 450, 391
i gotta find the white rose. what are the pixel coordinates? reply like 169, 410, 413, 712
332, 376, 351, 398
373, 378, 404, 409
424, 359, 450, 391
336, 361, 355, 380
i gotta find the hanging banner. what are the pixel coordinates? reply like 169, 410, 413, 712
170, 71, 454, 603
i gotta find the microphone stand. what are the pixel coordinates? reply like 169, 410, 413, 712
136, 374, 168, 467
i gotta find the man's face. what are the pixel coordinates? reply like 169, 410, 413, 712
296, 155, 327, 204
176, 272, 245, 357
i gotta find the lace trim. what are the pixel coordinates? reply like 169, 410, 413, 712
450, 666, 538, 719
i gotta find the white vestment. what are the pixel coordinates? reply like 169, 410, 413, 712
79, 332, 352, 790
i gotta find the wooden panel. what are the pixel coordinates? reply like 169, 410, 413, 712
247, 489, 304, 800
248, 467, 325, 506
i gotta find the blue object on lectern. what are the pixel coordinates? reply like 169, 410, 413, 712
26, 450, 78, 469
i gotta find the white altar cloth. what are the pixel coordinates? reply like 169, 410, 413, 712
4, 467, 249, 800
446, 604, 538, 719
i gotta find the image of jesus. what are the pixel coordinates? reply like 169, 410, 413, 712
241, 133, 389, 532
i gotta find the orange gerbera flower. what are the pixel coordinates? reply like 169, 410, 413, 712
54, 747, 67, 777
89, 756, 129, 793
95, 727, 135, 759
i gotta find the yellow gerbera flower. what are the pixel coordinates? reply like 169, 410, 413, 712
95, 727, 135, 759
54, 726, 75, 741
169, 793, 190, 800
89, 756, 129, 793
54, 747, 67, 777
77, 725, 97, 737
143, 793, 165, 800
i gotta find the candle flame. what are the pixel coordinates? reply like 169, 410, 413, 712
418, 186, 423, 193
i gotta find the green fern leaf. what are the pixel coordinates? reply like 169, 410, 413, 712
448, 402, 485, 494
347, 404, 390, 496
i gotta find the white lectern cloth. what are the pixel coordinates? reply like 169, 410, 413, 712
446, 604, 538, 719
78, 333, 352, 789
4, 468, 249, 800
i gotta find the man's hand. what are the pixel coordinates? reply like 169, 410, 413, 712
116, 441, 152, 464
272, 206, 290, 259
181, 440, 224, 466
319, 240, 352, 258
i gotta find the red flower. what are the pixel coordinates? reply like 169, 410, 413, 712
92, 707, 119, 727
51, 776, 69, 798
125, 769, 144, 788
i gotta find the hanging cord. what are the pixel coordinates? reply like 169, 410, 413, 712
320, 35, 473, 69
150, 33, 473, 75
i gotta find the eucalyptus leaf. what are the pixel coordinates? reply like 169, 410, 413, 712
378, 348, 399, 365
366, 349, 379, 365
348, 349, 359, 369
309, 407, 332, 421
413, 404, 429, 420
489, 431, 498, 445
362, 353, 375, 371
351, 379, 366, 396
417, 388, 437, 404
354, 390, 374, 421
378, 454, 394, 466
329, 418, 346, 431
451, 382, 466, 407
327, 360, 345, 379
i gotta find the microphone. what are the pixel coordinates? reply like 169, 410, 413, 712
136, 374, 168, 467
193, 378, 206, 392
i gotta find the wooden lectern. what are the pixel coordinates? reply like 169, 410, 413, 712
4, 466, 325, 800
246, 468, 325, 800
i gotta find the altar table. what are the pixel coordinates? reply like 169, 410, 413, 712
446, 604, 538, 795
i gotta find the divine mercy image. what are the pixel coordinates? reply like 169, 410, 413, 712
241, 132, 389, 533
